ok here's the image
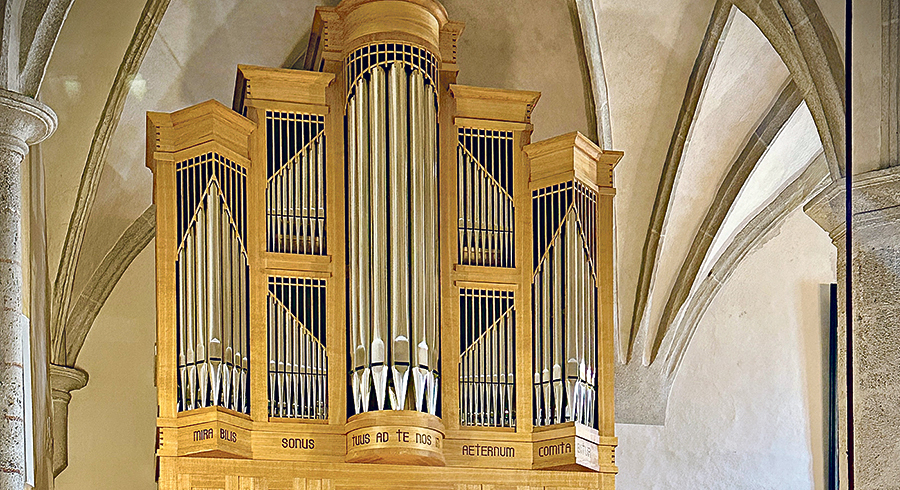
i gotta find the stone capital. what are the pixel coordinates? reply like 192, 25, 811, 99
0, 89, 56, 157
804, 166, 900, 243
49, 364, 88, 403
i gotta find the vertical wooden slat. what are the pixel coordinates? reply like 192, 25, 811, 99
515, 130, 533, 434
439, 66, 461, 430
595, 186, 615, 437
225, 475, 240, 490
248, 105, 269, 422
155, 144, 178, 419
323, 57, 345, 425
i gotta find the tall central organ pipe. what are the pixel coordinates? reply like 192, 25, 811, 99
347, 56, 441, 415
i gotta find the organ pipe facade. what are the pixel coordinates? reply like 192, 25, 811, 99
150, 0, 623, 488
346, 44, 441, 416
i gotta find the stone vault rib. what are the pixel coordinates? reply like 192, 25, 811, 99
50, 0, 171, 365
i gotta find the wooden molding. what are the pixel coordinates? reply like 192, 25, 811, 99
450, 84, 540, 125
235, 65, 335, 110
439, 20, 465, 69
150, 99, 255, 165
524, 131, 622, 191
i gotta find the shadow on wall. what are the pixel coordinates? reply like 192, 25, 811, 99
443, 0, 592, 142
54, 244, 157, 490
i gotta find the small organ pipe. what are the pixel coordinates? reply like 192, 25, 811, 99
409, 69, 425, 412
357, 77, 372, 412
347, 97, 361, 416
532, 273, 542, 425
369, 66, 389, 411
425, 84, 439, 415
222, 214, 233, 408
552, 227, 563, 424
316, 140, 324, 254
231, 233, 240, 410
457, 147, 464, 260
238, 242, 247, 413
276, 293, 285, 416
178, 246, 187, 409
278, 139, 286, 251
573, 219, 583, 421
494, 306, 509, 426
268, 296, 276, 413
565, 212, 578, 421
186, 236, 196, 411
300, 141, 308, 253
267, 176, 273, 252
389, 63, 410, 410
491, 299, 498, 425
211, 184, 223, 405
467, 149, 475, 260
196, 203, 209, 409
506, 309, 515, 425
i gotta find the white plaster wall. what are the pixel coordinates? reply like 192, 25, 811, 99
616, 209, 836, 489
54, 245, 157, 490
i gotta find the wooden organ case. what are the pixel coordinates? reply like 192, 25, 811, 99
148, 0, 623, 488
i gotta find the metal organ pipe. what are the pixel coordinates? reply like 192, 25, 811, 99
458, 289, 515, 427
370, 66, 389, 411
565, 209, 577, 422
357, 75, 373, 413
389, 62, 411, 411
266, 276, 328, 419
266, 112, 326, 255
457, 129, 515, 268
175, 154, 249, 414
346, 44, 440, 415
348, 96, 362, 415
530, 182, 600, 428
424, 83, 439, 415
409, 68, 425, 413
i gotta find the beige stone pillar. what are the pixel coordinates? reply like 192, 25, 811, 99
0, 89, 55, 490
805, 166, 900, 489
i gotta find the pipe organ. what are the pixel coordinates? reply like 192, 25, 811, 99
149, 0, 622, 488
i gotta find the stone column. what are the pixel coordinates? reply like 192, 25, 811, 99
49, 364, 87, 477
0, 89, 56, 490
805, 166, 900, 489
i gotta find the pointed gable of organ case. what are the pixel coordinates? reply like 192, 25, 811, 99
147, 0, 623, 487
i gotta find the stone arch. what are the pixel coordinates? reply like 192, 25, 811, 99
616, 0, 843, 423
732, 0, 844, 177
